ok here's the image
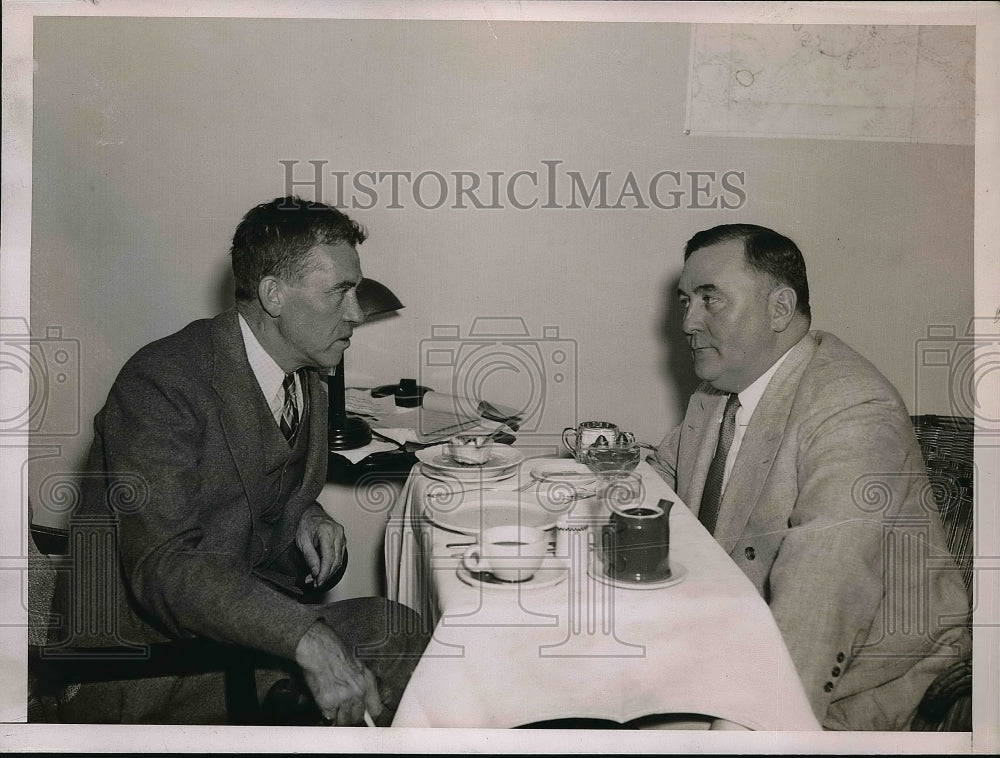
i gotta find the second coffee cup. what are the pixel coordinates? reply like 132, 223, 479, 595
463, 525, 548, 582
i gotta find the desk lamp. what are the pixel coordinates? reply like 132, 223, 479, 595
327, 277, 404, 451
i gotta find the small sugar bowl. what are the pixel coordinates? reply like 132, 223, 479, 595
448, 433, 495, 465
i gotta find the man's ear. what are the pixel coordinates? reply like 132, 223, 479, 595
258, 276, 284, 318
769, 285, 797, 332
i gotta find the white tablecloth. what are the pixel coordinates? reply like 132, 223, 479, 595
384, 459, 820, 730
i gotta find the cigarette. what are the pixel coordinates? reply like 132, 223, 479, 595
363, 709, 376, 728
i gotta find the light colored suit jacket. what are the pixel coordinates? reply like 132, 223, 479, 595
64, 309, 330, 661
652, 331, 970, 730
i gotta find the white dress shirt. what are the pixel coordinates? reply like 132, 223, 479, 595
238, 313, 300, 427
720, 339, 804, 492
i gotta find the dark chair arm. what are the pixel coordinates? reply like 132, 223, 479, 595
29, 523, 70, 556
28, 520, 311, 725
29, 638, 288, 725
910, 658, 972, 731
30, 638, 284, 685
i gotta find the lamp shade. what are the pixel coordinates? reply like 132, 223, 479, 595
327, 276, 404, 452
357, 277, 404, 319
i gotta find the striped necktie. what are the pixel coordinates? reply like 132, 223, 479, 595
279, 371, 300, 444
698, 393, 741, 536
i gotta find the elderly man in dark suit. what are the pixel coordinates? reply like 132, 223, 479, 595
57, 197, 427, 725
651, 224, 970, 730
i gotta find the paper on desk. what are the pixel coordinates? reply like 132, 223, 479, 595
344, 388, 398, 419
329, 437, 400, 464
347, 387, 521, 424
373, 417, 509, 446
372, 418, 507, 445
366, 391, 494, 442
423, 391, 522, 428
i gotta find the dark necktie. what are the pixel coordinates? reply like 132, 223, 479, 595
279, 372, 300, 443
698, 393, 741, 536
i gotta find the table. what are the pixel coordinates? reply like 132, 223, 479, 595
384, 458, 821, 730
315, 449, 416, 601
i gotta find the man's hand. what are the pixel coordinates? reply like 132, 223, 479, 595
295, 505, 347, 588
294, 619, 384, 726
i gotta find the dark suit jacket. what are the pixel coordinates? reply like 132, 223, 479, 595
67, 308, 330, 661
652, 331, 971, 730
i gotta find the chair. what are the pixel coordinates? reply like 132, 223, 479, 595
907, 414, 974, 732
27, 519, 285, 724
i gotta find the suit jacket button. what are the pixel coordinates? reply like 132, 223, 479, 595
744, 547, 756, 561
836, 652, 845, 663
832, 666, 841, 677
824, 682, 834, 693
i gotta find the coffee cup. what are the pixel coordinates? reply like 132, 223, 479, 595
562, 421, 618, 462
463, 525, 548, 582
601, 498, 674, 583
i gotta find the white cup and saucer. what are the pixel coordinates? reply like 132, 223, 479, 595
459, 525, 565, 590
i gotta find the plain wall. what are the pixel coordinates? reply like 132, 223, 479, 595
28, 17, 974, 526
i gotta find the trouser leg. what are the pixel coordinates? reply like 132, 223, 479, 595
319, 596, 429, 726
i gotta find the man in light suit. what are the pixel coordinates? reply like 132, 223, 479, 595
56, 197, 427, 724
651, 224, 970, 730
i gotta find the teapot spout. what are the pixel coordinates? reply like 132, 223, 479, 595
657, 498, 674, 516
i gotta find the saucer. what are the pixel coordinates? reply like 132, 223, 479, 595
528, 461, 597, 486
457, 558, 567, 591
587, 554, 687, 590
420, 463, 518, 484
416, 444, 525, 481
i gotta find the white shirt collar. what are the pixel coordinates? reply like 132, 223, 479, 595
238, 313, 296, 420
719, 336, 805, 491
735, 338, 802, 423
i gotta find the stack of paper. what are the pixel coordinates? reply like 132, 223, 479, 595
351, 390, 520, 445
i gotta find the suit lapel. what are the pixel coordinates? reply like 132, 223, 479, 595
677, 388, 727, 512
210, 309, 267, 514
299, 368, 329, 494
713, 334, 818, 553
